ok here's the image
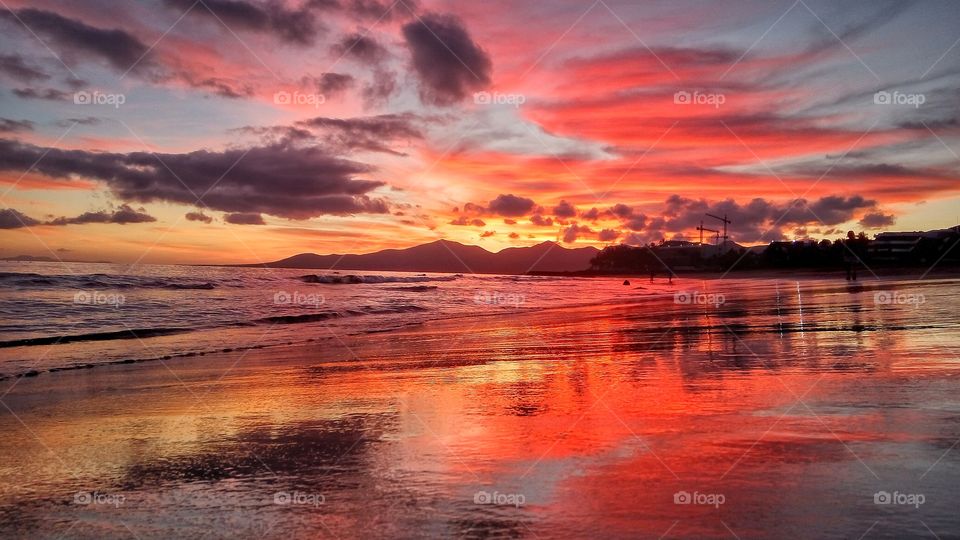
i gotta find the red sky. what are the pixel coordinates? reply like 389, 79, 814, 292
0, 0, 958, 263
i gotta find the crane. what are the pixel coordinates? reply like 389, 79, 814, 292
705, 213, 731, 243
696, 221, 719, 245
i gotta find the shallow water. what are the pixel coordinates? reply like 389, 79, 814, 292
0, 275, 958, 538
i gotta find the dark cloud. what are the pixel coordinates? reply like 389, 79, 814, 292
449, 216, 485, 226
342, 0, 418, 22
0, 53, 49, 82
310, 73, 355, 97
164, 0, 321, 45
0, 138, 390, 220
0, 118, 33, 133
508, 232, 520, 239
224, 212, 266, 225
859, 211, 896, 229
402, 13, 492, 106
362, 69, 397, 107
581, 207, 600, 221
47, 204, 156, 225
488, 194, 535, 217
0, 208, 40, 229
296, 113, 424, 155
12, 87, 71, 101
56, 116, 100, 128
660, 194, 879, 242
332, 33, 389, 63
185, 211, 213, 224
530, 214, 554, 227
598, 229, 620, 242
553, 200, 577, 218
1, 8, 151, 73
562, 223, 592, 243
480, 230, 495, 238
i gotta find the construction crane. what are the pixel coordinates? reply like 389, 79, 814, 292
705, 213, 731, 243
696, 221, 719, 246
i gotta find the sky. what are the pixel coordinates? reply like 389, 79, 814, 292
0, 0, 958, 264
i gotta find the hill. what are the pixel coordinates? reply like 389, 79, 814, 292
250, 240, 598, 274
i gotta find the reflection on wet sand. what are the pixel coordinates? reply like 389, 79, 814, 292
0, 279, 958, 538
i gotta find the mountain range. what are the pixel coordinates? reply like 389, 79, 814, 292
249, 240, 599, 274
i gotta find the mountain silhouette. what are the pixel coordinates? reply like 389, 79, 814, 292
251, 240, 598, 274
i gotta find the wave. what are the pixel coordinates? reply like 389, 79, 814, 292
0, 327, 192, 348
299, 274, 460, 284
0, 271, 219, 290
254, 304, 428, 325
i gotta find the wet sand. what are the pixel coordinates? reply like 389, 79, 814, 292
1, 279, 959, 539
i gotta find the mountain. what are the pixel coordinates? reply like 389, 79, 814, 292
250, 240, 599, 275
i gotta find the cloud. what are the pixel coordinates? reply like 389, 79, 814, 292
598, 229, 620, 242
0, 118, 33, 133
402, 13, 492, 106
56, 116, 100, 128
224, 212, 266, 225
488, 194, 535, 217
308, 73, 355, 97
1, 8, 151, 73
0, 138, 391, 220
562, 223, 592, 243
47, 204, 156, 225
553, 200, 577, 218
0, 208, 40, 229
859, 211, 896, 229
449, 216, 485, 226
164, 0, 322, 45
295, 113, 425, 155
480, 230, 495, 238
530, 214, 554, 227
185, 211, 213, 224
12, 87, 71, 101
0, 53, 49, 82
331, 33, 389, 63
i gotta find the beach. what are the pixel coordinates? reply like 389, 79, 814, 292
1, 273, 958, 538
